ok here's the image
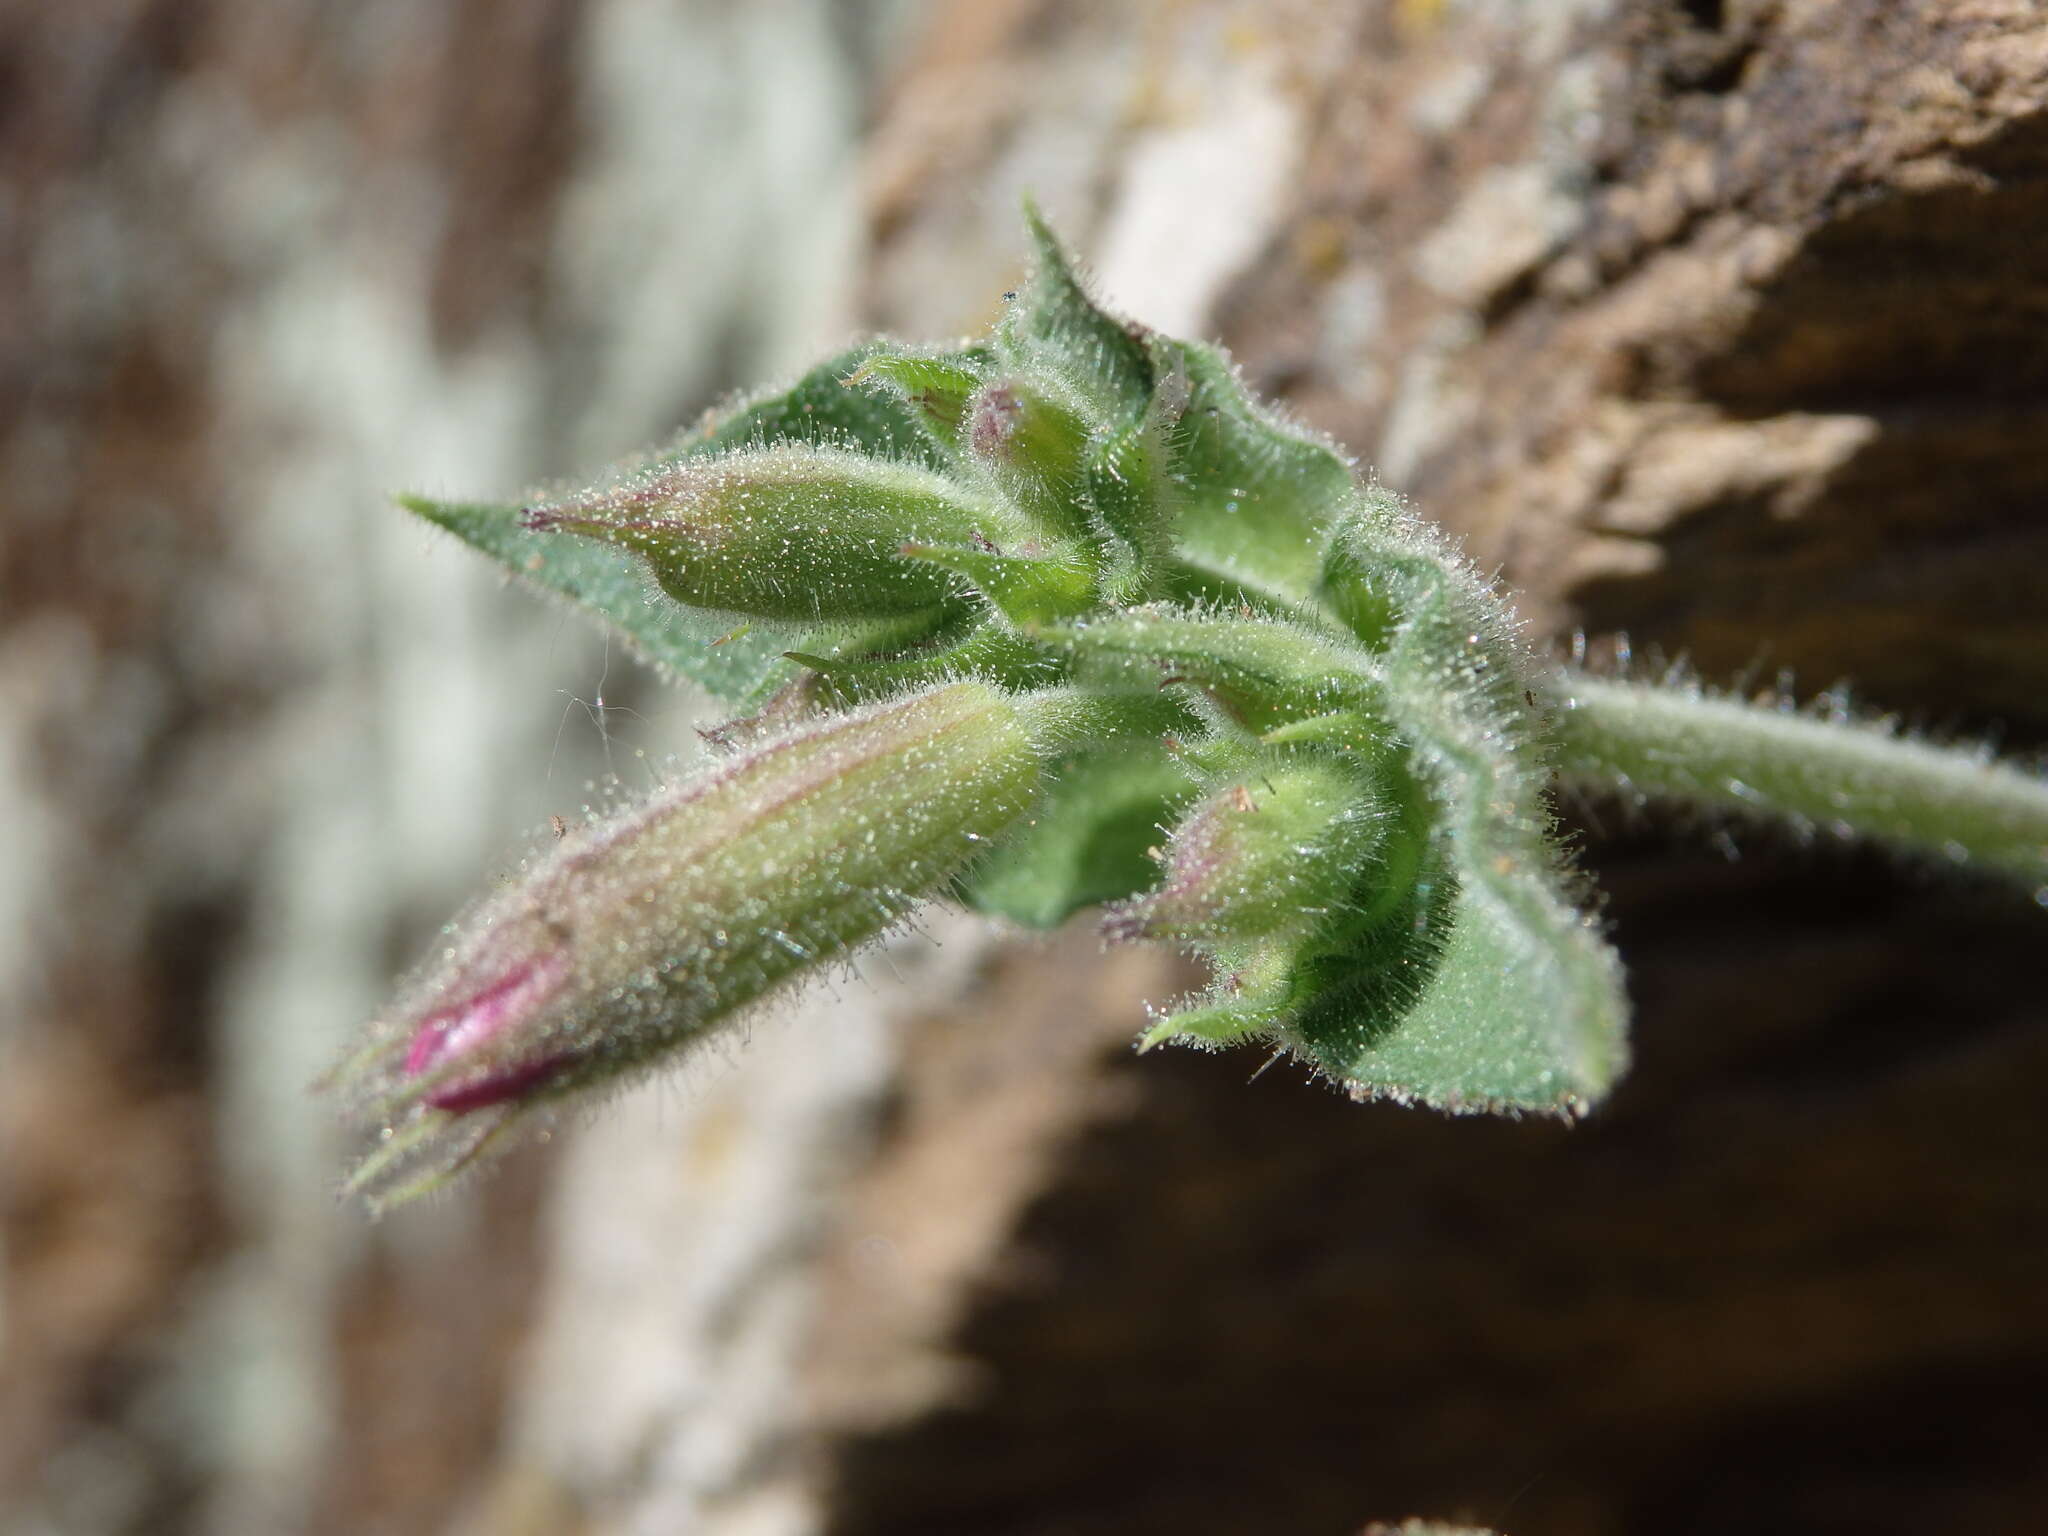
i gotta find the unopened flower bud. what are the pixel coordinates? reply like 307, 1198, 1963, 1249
1103, 753, 1385, 945
521, 444, 1025, 622
331, 680, 1046, 1210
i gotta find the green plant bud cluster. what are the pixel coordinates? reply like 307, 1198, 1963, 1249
355, 204, 2048, 1205
389, 200, 1626, 1137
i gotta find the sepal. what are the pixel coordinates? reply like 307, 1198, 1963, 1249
843, 345, 989, 456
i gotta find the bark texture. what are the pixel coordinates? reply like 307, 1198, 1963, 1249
4, 3, 2045, 1535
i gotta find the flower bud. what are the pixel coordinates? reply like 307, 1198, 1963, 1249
331, 681, 1046, 1209
1102, 753, 1385, 945
520, 444, 1026, 622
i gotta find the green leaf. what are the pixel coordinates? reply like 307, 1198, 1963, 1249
1283, 512, 1629, 1113
407, 495, 806, 700
840, 345, 990, 457
785, 623, 1066, 706
1082, 417, 1174, 581
1150, 335, 1355, 603
963, 740, 1201, 927
1290, 854, 1618, 1113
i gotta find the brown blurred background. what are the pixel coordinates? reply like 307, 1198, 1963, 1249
4, 3, 2046, 1533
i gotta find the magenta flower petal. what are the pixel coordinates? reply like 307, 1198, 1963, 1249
404, 950, 571, 1112
421, 1052, 573, 1115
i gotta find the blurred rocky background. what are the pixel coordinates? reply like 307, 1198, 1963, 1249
4, 3, 2045, 1534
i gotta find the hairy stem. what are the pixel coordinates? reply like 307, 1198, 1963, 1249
1550, 673, 2048, 890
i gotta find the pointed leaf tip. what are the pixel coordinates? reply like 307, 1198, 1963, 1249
1001, 203, 1153, 425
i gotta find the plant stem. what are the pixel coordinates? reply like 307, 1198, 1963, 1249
1548, 672, 2048, 893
